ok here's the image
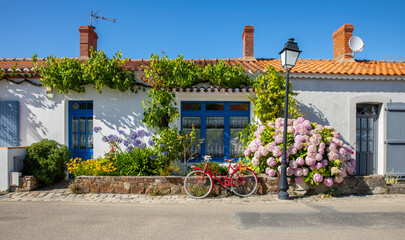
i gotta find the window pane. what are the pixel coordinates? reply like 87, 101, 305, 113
206, 103, 224, 111
72, 117, 79, 132
206, 117, 224, 157
361, 129, 367, 141
368, 118, 374, 129
361, 139, 367, 152
72, 134, 79, 149
368, 130, 373, 141
80, 134, 87, 149
182, 117, 201, 157
80, 103, 87, 109
87, 134, 93, 149
80, 117, 86, 132
356, 118, 360, 130
361, 118, 367, 129
182, 103, 201, 111
87, 102, 93, 109
230, 103, 249, 111
182, 116, 201, 128
87, 117, 93, 132
230, 116, 249, 157
368, 141, 373, 152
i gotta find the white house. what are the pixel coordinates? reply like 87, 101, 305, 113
1, 24, 405, 191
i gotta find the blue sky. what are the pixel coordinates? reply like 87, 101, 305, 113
1, 0, 404, 61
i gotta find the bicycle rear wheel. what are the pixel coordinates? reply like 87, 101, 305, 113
184, 170, 213, 199
230, 168, 258, 197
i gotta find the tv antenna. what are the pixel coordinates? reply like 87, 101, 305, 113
90, 10, 116, 26
349, 36, 365, 57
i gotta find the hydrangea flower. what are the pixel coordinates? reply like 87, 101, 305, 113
244, 117, 353, 187
324, 178, 334, 187
295, 168, 303, 177
252, 158, 260, 166
265, 168, 276, 177
313, 173, 323, 183
267, 157, 277, 167
296, 157, 304, 165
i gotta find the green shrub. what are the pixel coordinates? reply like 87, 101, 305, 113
23, 139, 71, 186
114, 147, 174, 176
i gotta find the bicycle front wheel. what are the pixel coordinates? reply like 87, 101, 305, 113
230, 168, 258, 197
184, 170, 213, 199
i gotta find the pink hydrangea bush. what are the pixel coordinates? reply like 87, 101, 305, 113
244, 117, 355, 187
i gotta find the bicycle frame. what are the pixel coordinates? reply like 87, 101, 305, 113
191, 161, 247, 188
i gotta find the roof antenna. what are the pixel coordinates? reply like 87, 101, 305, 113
90, 10, 117, 26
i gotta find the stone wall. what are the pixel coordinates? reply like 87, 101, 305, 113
74, 175, 278, 195
9, 176, 39, 192
75, 174, 388, 196
294, 175, 388, 196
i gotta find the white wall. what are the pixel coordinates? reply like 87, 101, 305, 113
0, 80, 149, 158
292, 78, 405, 175
0, 147, 26, 191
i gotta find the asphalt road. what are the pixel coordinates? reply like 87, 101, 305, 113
1, 200, 404, 240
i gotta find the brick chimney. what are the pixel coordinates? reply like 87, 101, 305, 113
79, 25, 98, 59
242, 25, 256, 61
332, 24, 354, 62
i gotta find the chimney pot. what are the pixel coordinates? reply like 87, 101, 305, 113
242, 25, 256, 61
79, 25, 98, 59
332, 24, 354, 62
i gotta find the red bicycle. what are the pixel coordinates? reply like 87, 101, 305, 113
183, 157, 258, 199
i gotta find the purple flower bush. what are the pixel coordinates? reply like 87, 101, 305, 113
244, 117, 355, 187
91, 127, 175, 176
94, 127, 152, 153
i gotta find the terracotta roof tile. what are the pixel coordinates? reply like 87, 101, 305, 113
1, 57, 405, 77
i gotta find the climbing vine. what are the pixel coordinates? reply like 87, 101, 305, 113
249, 65, 302, 123
142, 54, 252, 129
32, 49, 143, 93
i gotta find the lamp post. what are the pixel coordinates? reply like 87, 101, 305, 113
278, 38, 301, 200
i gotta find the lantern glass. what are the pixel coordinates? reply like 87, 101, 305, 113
280, 49, 299, 70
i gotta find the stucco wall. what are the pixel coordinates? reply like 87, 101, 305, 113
0, 80, 150, 158
292, 77, 405, 175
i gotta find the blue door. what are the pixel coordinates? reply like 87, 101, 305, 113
69, 101, 93, 160
0, 101, 19, 147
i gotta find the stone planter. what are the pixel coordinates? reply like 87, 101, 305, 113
73, 174, 388, 196
74, 175, 278, 195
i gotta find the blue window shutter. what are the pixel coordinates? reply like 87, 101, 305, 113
0, 101, 20, 147
386, 102, 405, 176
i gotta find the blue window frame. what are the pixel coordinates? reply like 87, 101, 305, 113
69, 101, 93, 160
181, 101, 250, 162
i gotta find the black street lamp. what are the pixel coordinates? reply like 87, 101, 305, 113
278, 38, 301, 200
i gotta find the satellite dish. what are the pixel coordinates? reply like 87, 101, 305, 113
349, 36, 365, 53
